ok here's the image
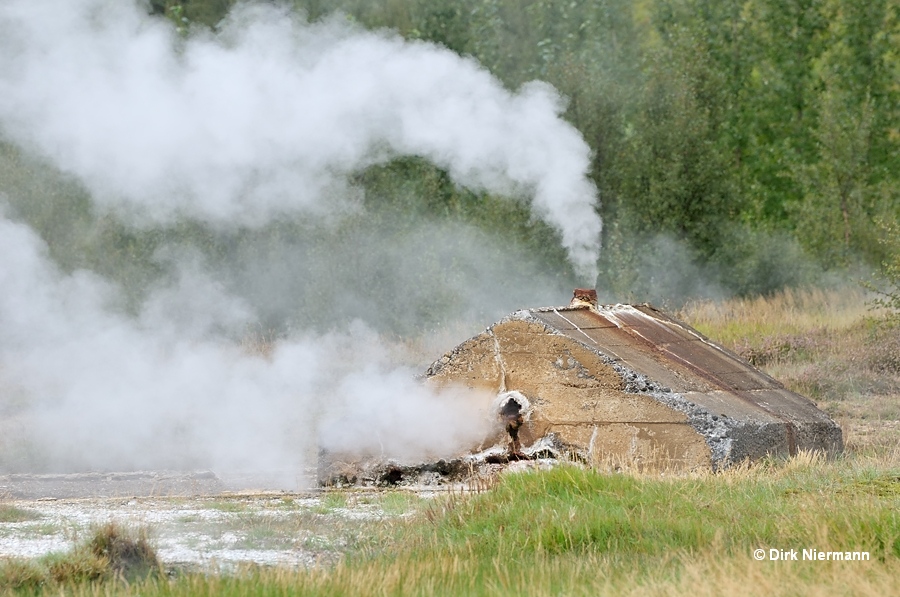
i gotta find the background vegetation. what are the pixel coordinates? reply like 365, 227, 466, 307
147, 0, 899, 301
3, 0, 898, 332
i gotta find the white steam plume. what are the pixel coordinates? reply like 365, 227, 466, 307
0, 213, 493, 481
0, 0, 601, 277
0, 0, 600, 485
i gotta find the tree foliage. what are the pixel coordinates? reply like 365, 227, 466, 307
285, 0, 900, 298
10, 0, 899, 311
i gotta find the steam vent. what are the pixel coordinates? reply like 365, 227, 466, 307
424, 289, 843, 471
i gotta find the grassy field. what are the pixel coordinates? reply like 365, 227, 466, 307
1, 288, 898, 596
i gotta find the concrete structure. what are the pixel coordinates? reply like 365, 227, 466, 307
424, 291, 843, 470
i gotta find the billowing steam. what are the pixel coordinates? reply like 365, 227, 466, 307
0, 213, 494, 481
0, 0, 600, 485
0, 1, 600, 275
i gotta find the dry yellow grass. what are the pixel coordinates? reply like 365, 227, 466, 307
678, 287, 878, 345
640, 551, 900, 597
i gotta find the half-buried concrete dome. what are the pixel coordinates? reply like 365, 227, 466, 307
423, 290, 843, 470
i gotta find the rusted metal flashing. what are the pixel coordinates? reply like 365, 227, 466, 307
528, 304, 810, 456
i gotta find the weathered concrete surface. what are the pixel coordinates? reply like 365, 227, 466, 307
424, 303, 843, 470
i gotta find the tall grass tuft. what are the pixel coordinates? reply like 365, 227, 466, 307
0, 522, 160, 593
83, 523, 160, 582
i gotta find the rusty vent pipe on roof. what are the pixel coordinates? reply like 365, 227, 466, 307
570, 288, 598, 308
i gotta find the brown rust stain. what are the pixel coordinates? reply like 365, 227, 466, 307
541, 306, 805, 455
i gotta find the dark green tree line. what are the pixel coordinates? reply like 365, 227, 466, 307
37, 0, 900, 305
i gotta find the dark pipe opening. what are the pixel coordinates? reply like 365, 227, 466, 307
499, 398, 525, 457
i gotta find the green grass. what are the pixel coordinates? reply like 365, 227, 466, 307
0, 506, 41, 524
206, 500, 248, 513
376, 491, 423, 517
0, 523, 160, 594
311, 492, 349, 515
3, 455, 896, 596
16, 523, 59, 537
202, 458, 899, 596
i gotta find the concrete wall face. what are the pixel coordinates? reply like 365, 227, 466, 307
425, 306, 844, 470
425, 319, 713, 470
